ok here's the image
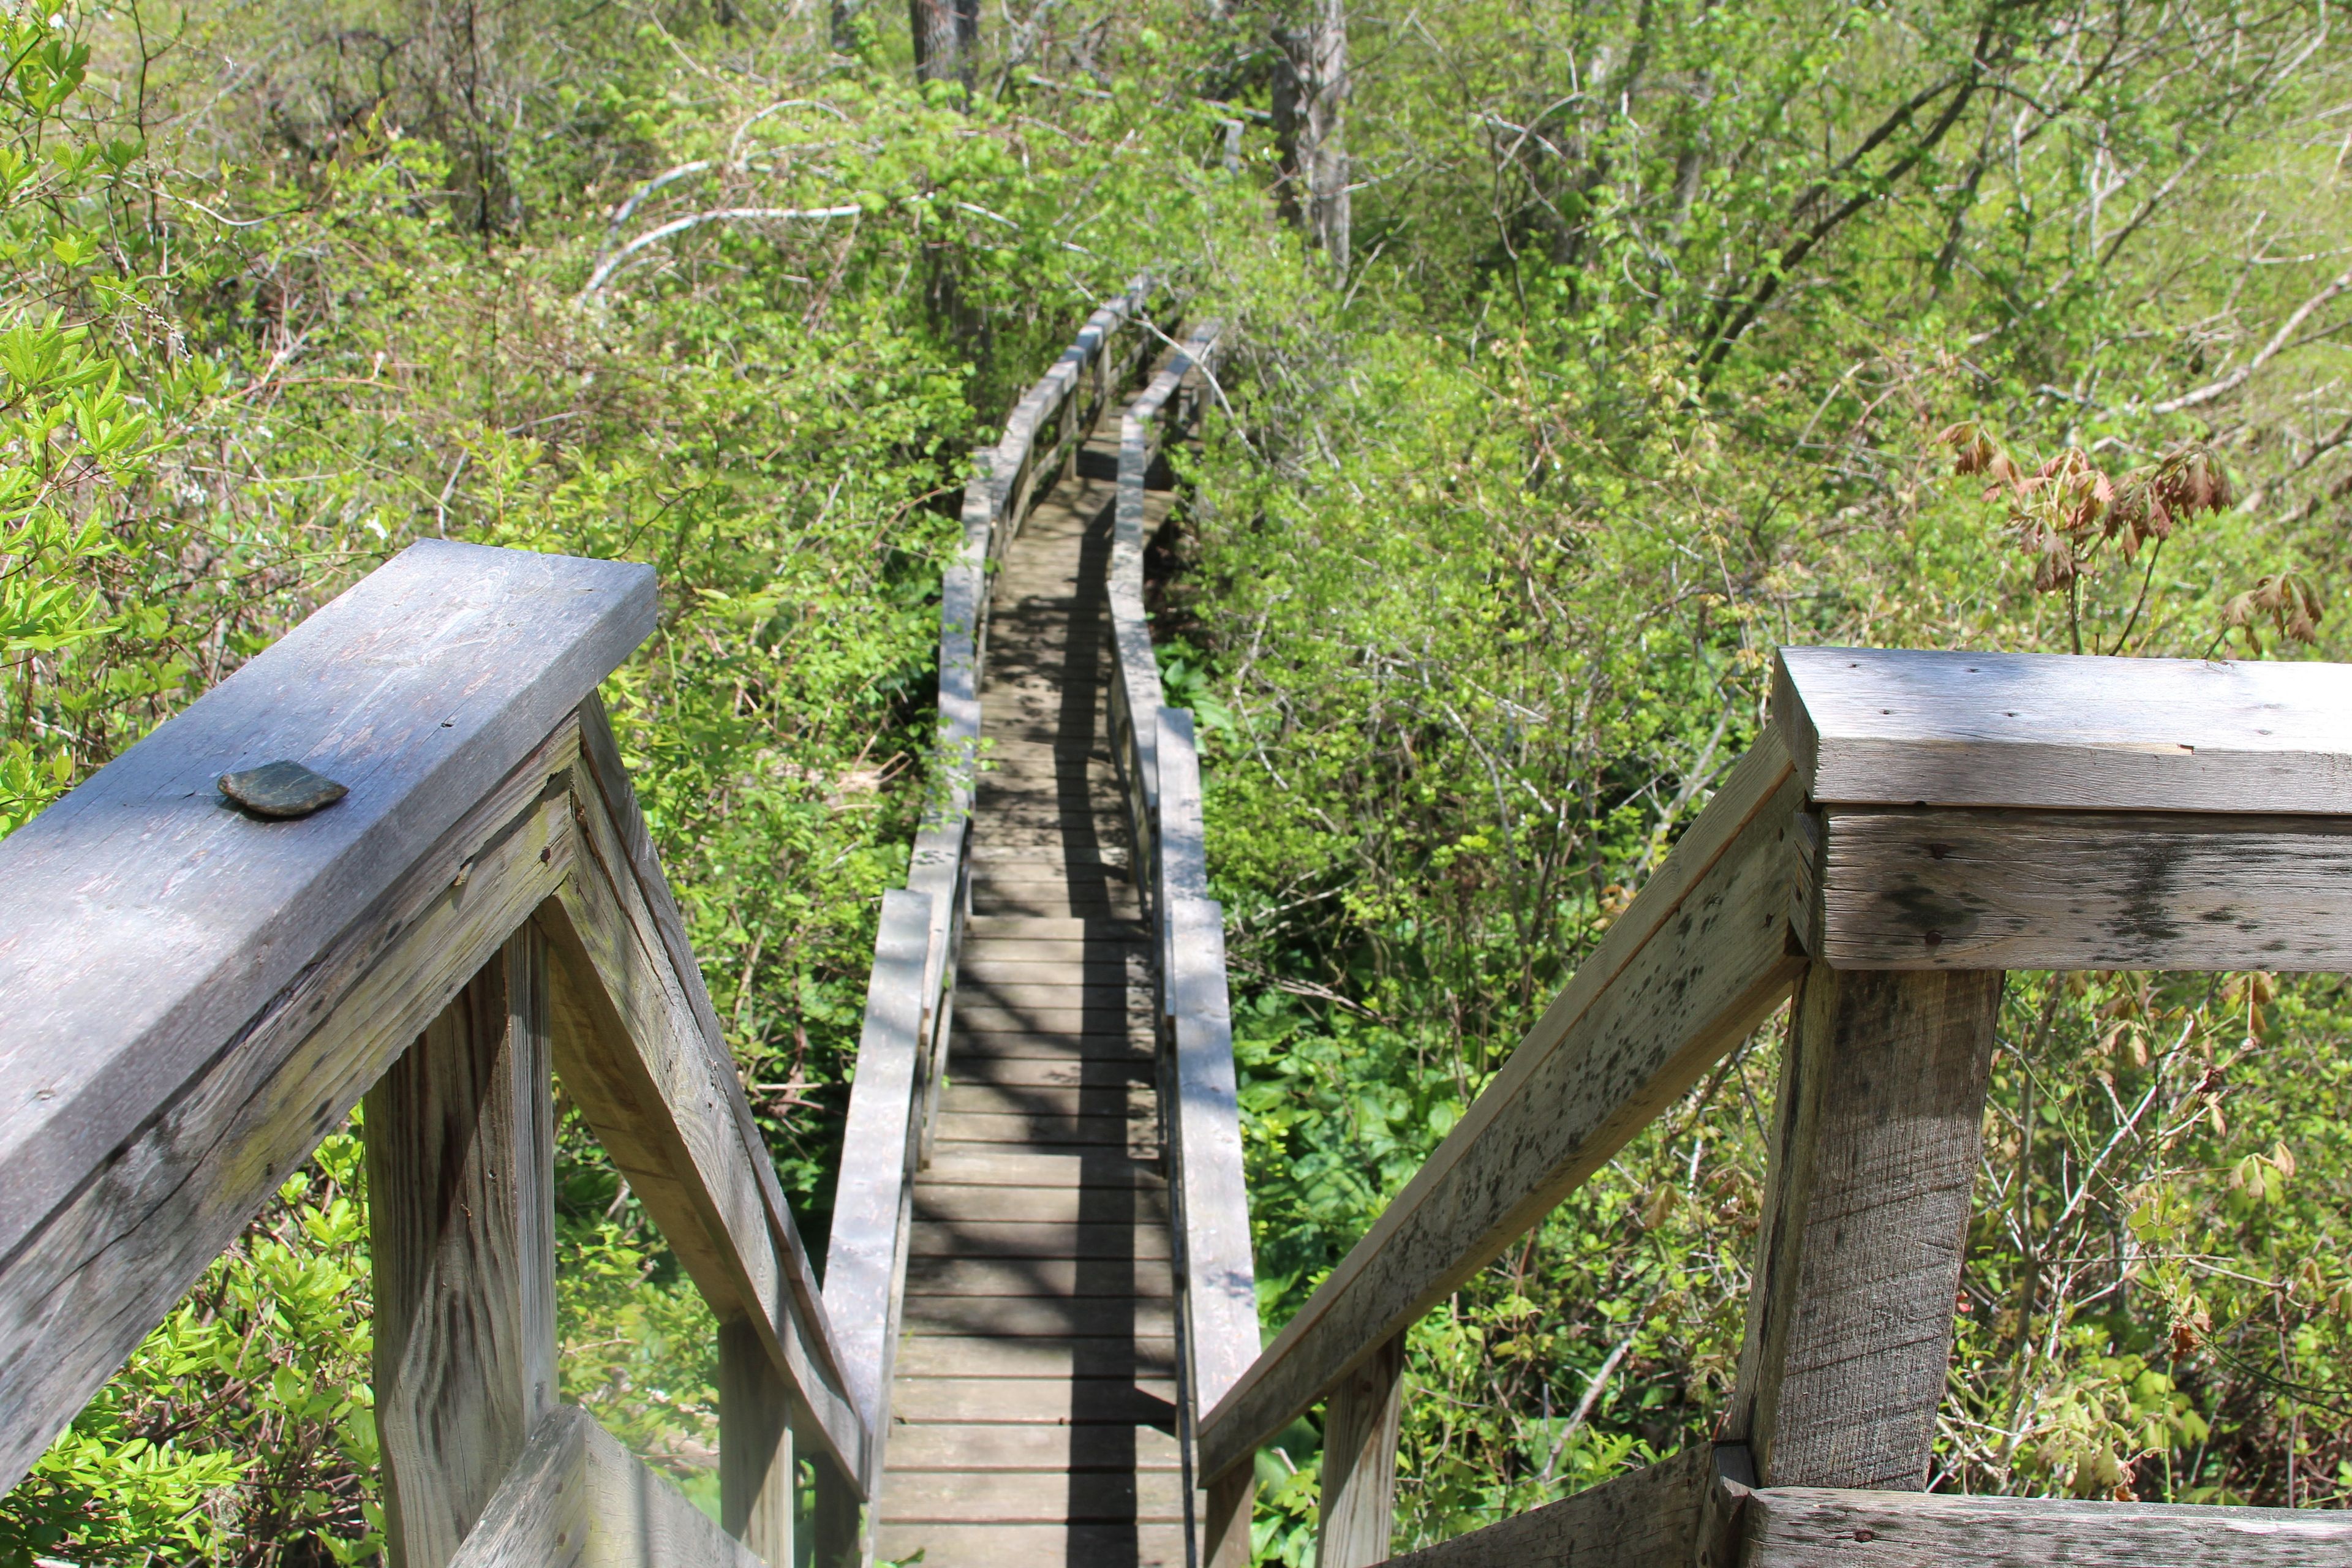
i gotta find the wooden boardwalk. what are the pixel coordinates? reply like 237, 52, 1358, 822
873, 417, 1188, 1567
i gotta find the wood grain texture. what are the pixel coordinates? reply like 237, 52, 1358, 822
719, 1319, 794, 1566
0, 724, 577, 1498
1166, 891, 1259, 1414
0, 541, 650, 1270
1725, 967, 2003, 1490
822, 889, 935, 1468
543, 755, 864, 1486
1774, 644, 2352, 813
449, 1404, 768, 1568
1199, 758, 1810, 1483
1741, 1482, 2352, 1566
1374, 1444, 1713, 1568
1817, 805, 2352, 970
1206, 1468, 1254, 1568
369, 926, 559, 1568
1315, 1332, 1403, 1568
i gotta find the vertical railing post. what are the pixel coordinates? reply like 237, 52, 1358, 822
1204, 1467, 1256, 1568
812, 1458, 864, 1567
1314, 1331, 1404, 1568
720, 1320, 796, 1564
1723, 964, 2003, 1488
366, 925, 558, 1568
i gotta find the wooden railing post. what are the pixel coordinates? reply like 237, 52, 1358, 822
1723, 963, 2003, 1490
366, 924, 559, 1568
720, 1319, 795, 1564
1316, 1331, 1406, 1568
1205, 1466, 1257, 1568
812, 1455, 864, 1567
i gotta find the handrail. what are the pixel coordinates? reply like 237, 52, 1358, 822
0, 538, 869, 1567
823, 277, 1161, 1496
1196, 645, 2352, 1567
1098, 322, 1262, 1568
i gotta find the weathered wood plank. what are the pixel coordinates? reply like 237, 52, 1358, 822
888, 1375, 1177, 1424
1374, 1444, 1713, 1568
1817, 805, 2352, 970
900, 1294, 1177, 1339
1741, 1482, 2352, 1566
1207, 1469, 1255, 1568
936, 1086, 1157, 1123
370, 925, 559, 1568
905, 1256, 1175, 1297
1164, 889, 1259, 1413
719, 1319, 794, 1567
915, 1183, 1167, 1223
872, 1521, 1188, 1567
939, 1056, 1157, 1087
821, 889, 935, 1474
880, 1467, 1187, 1521
1317, 1332, 1404, 1568
0, 542, 650, 1278
0, 723, 577, 1496
1199, 748, 1809, 1483
448, 1404, 767, 1568
1724, 967, 2003, 1490
883, 1422, 1183, 1471
932, 1111, 1157, 1147
893, 1334, 1175, 1379
918, 1150, 1166, 1187
541, 758, 865, 1487
1774, 645, 2352, 813
949, 1027, 1155, 1057
910, 1220, 1174, 1259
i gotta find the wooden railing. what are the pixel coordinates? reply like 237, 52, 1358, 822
0, 541, 867, 1567
1099, 323, 1264, 1568
823, 278, 1161, 1496
1195, 647, 2352, 1567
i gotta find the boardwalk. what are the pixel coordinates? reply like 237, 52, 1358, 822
873, 414, 1189, 1567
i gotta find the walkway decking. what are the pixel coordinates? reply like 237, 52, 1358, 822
873, 418, 1187, 1567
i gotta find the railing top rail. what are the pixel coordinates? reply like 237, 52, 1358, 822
0, 539, 651, 1267
1777, 644, 2352, 812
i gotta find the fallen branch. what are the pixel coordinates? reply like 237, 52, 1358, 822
580, 205, 862, 296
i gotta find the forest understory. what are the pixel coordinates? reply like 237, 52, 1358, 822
3, 0, 2351, 1559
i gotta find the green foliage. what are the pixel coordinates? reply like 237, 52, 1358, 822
6, 0, 2352, 1553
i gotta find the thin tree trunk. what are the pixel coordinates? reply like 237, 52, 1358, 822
910, 0, 968, 89
1302, 0, 1349, 271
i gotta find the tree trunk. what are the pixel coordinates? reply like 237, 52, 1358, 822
910, 0, 971, 90
1274, 0, 1349, 274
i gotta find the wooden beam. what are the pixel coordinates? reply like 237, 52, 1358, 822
810, 1455, 864, 1568
1373, 1444, 1714, 1568
1817, 805, 2352, 970
1739, 1481, 2352, 1566
720, 1319, 794, 1566
1204, 1468, 1254, 1568
1724, 966, 2003, 1490
1198, 739, 1809, 1483
0, 541, 649, 1274
0, 722, 579, 1496
1774, 645, 2352, 813
448, 1403, 767, 1568
820, 888, 936, 1468
1316, 1332, 1403, 1568
369, 925, 560, 1568
541, 754, 865, 1486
